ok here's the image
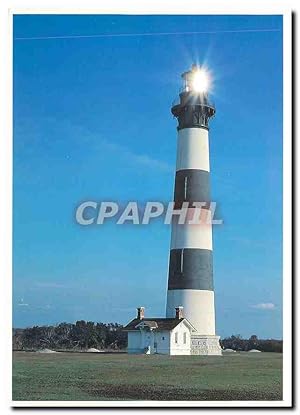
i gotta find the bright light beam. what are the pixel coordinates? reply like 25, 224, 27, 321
191, 69, 210, 93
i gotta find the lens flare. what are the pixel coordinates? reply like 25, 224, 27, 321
191, 69, 210, 93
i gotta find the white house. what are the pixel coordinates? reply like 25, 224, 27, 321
123, 306, 196, 355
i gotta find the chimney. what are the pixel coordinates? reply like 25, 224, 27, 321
175, 306, 184, 319
137, 307, 145, 320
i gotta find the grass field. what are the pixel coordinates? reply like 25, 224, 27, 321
12, 351, 282, 401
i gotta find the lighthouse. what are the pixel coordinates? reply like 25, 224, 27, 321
166, 64, 222, 355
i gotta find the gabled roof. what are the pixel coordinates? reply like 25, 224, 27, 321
123, 318, 196, 332
135, 320, 158, 329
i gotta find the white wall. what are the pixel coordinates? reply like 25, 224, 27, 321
127, 331, 142, 354
153, 330, 170, 355
170, 321, 191, 355
166, 289, 216, 335
127, 322, 192, 355
128, 330, 167, 354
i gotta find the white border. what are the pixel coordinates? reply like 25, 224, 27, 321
0, 0, 292, 410
282, 11, 292, 408
5, 1, 292, 15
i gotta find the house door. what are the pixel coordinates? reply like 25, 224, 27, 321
146, 332, 156, 354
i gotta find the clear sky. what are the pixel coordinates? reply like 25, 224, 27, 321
13, 14, 283, 338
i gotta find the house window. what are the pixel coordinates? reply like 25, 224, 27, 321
175, 332, 178, 344
183, 332, 187, 344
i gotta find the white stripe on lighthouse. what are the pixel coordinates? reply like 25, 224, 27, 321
170, 220, 212, 250
170, 208, 213, 250
176, 128, 210, 172
166, 289, 216, 335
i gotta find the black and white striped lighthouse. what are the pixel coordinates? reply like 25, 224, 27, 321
166, 64, 221, 355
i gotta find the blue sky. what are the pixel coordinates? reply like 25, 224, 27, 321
13, 14, 283, 338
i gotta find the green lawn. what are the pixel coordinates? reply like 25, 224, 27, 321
12, 351, 282, 401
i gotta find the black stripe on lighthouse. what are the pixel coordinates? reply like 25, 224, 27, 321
174, 169, 210, 207
168, 248, 213, 290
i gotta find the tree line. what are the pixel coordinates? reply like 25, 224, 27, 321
13, 322, 282, 352
13, 321, 127, 351
220, 334, 283, 353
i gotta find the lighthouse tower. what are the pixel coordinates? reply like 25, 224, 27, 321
166, 64, 222, 355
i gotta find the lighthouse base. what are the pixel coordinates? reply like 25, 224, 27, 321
191, 335, 222, 356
